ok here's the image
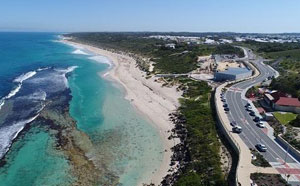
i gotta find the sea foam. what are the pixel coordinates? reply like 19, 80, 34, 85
89, 56, 112, 67
0, 70, 39, 110
14, 71, 37, 83
0, 114, 39, 159
72, 49, 89, 55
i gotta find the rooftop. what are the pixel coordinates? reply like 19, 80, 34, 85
217, 67, 251, 75
275, 97, 300, 107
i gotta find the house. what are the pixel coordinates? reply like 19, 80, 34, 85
165, 43, 176, 49
264, 91, 300, 114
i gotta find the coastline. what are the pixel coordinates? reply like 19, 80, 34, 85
62, 39, 182, 185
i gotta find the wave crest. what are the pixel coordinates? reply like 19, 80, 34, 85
14, 71, 37, 83
72, 49, 89, 55
88, 56, 112, 67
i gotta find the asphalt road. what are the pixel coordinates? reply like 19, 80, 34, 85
224, 49, 300, 184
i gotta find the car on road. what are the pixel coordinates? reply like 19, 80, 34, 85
249, 111, 255, 116
223, 103, 228, 107
256, 144, 267, 152
221, 98, 226, 102
246, 106, 252, 111
224, 107, 230, 111
253, 116, 260, 122
233, 126, 242, 133
257, 122, 265, 128
230, 121, 237, 126
245, 103, 251, 107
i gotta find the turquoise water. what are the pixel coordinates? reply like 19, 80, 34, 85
0, 126, 73, 186
0, 33, 163, 185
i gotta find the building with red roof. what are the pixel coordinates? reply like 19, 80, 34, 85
275, 97, 300, 107
264, 91, 300, 114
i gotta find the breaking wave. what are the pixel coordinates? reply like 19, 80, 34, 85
88, 56, 112, 67
72, 49, 89, 55
0, 66, 76, 160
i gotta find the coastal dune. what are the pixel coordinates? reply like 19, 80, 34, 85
63, 39, 182, 185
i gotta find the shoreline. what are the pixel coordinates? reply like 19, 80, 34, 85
62, 39, 182, 185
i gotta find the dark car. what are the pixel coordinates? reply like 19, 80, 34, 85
233, 126, 242, 133
221, 98, 226, 102
224, 107, 230, 111
253, 116, 260, 122
249, 111, 255, 116
230, 121, 237, 126
256, 144, 267, 152
223, 104, 228, 107
245, 103, 251, 107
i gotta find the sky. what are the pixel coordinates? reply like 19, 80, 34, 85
0, 0, 300, 33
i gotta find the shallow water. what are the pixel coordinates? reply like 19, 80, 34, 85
0, 33, 164, 186
0, 126, 73, 186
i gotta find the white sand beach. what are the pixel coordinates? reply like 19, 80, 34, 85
62, 39, 182, 185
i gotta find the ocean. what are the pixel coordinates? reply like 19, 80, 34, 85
0, 32, 163, 186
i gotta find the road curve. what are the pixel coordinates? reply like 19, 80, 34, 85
224, 49, 300, 185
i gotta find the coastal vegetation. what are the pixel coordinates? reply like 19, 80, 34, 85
240, 40, 300, 54
213, 44, 244, 58
169, 78, 226, 186
66, 33, 242, 74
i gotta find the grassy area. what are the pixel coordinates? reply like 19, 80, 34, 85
273, 112, 297, 125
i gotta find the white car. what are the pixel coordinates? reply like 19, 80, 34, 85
233, 126, 242, 133
257, 122, 265, 128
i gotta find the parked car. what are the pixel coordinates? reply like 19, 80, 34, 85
233, 126, 242, 133
230, 121, 237, 126
257, 122, 265, 128
223, 104, 228, 107
256, 144, 267, 152
254, 116, 260, 122
221, 98, 226, 102
246, 106, 252, 111
249, 111, 255, 116
224, 107, 230, 112
246, 103, 251, 107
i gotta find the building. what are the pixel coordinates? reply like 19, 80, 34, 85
264, 91, 300, 114
214, 67, 252, 81
164, 43, 176, 49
